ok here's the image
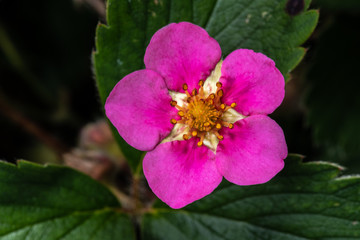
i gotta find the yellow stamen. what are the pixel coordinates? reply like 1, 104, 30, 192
197, 134, 205, 147
215, 132, 224, 140
192, 89, 197, 96
169, 80, 237, 146
208, 93, 215, 99
170, 100, 177, 107
183, 134, 189, 140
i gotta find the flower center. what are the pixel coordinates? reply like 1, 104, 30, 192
170, 80, 236, 147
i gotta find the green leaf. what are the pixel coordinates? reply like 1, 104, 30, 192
0, 160, 135, 240
93, 0, 318, 172
204, 0, 318, 79
305, 15, 360, 169
142, 155, 360, 239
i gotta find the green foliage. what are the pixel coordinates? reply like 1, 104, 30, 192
142, 155, 360, 239
93, 0, 318, 172
0, 160, 135, 240
2, 157, 360, 239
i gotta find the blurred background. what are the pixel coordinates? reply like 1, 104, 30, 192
0, 0, 359, 175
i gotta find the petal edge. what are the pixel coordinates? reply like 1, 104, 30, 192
221, 49, 285, 115
143, 139, 222, 209
216, 115, 287, 185
145, 22, 222, 92
105, 70, 177, 151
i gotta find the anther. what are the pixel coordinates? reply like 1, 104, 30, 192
198, 80, 204, 86
217, 89, 224, 97
204, 122, 210, 127
220, 104, 226, 110
216, 82, 222, 88
230, 102, 237, 108
197, 141, 203, 147
183, 134, 189, 140
170, 119, 177, 124
216, 123, 222, 129
182, 84, 188, 90
215, 132, 224, 140
170, 100, 177, 107
208, 93, 215, 99
178, 111, 184, 117
228, 123, 234, 129
192, 130, 198, 137
192, 89, 197, 96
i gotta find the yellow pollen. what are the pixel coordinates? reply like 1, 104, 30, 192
169, 80, 237, 146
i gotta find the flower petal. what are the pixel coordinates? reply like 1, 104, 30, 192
105, 70, 177, 151
144, 22, 221, 92
143, 139, 222, 209
216, 115, 287, 185
221, 49, 285, 115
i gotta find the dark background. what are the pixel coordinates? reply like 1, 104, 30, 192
0, 0, 359, 173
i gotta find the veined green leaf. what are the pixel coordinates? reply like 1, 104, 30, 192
0, 160, 135, 240
143, 155, 360, 239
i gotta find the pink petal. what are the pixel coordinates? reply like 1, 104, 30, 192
216, 115, 287, 185
105, 70, 177, 151
221, 49, 285, 116
143, 139, 222, 209
144, 22, 221, 92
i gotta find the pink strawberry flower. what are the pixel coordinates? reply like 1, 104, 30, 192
105, 22, 287, 209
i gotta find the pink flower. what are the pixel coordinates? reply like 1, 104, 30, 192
105, 22, 287, 209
